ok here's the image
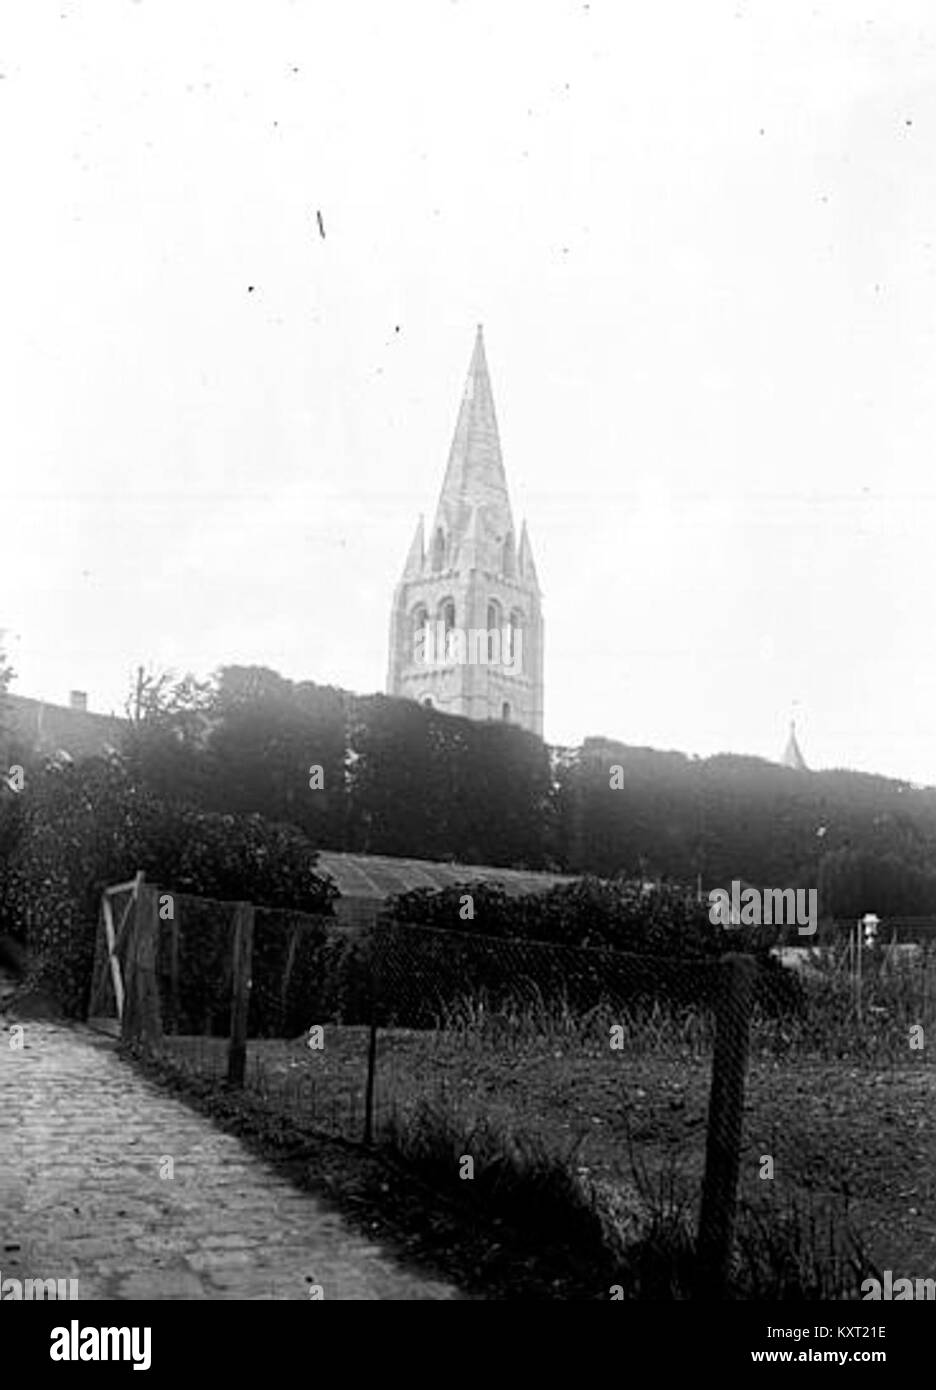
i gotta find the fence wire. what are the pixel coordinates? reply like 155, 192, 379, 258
96, 884, 936, 1299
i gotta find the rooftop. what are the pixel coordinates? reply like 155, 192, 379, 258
315, 850, 574, 902
4, 693, 124, 761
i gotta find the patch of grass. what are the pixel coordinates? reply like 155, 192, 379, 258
732, 1195, 874, 1301
606, 1144, 872, 1300
441, 990, 714, 1058
378, 1098, 621, 1278
751, 943, 936, 1063
376, 1091, 870, 1301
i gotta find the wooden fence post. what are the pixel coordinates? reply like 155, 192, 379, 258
121, 878, 143, 1043
134, 882, 163, 1049
696, 952, 756, 1299
227, 902, 255, 1087
119, 904, 137, 1042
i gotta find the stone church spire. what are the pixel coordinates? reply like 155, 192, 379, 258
386, 327, 544, 735
430, 325, 514, 568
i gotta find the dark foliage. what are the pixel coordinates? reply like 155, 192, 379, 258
123, 667, 556, 869
114, 665, 936, 916
0, 754, 336, 1017
373, 876, 802, 1026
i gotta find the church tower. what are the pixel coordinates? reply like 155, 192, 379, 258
386, 326, 544, 736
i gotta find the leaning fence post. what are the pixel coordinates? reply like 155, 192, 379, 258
696, 951, 756, 1299
227, 901, 255, 1087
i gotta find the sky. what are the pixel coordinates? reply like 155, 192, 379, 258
2, 1, 936, 783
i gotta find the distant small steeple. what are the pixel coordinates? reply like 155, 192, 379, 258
782, 719, 808, 771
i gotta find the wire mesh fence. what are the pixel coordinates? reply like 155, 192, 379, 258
91, 881, 744, 1174
86, 879, 936, 1298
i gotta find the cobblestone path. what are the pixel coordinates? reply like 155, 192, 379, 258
0, 1018, 459, 1300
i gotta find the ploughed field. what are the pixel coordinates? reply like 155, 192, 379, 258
154, 1026, 936, 1281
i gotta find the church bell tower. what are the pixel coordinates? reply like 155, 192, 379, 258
386, 326, 544, 736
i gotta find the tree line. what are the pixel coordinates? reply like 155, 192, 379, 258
113, 664, 936, 918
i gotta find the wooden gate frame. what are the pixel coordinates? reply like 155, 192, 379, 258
90, 879, 255, 1078
103, 871, 145, 1023
88, 871, 144, 1029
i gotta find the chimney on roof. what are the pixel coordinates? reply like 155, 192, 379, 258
69, 690, 88, 712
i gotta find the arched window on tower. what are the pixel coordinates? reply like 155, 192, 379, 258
438, 598, 456, 662
502, 701, 511, 722
487, 599, 502, 662
411, 604, 429, 663
503, 530, 516, 577
431, 527, 446, 572
506, 608, 524, 667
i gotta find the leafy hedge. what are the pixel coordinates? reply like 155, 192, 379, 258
371, 876, 802, 1025
0, 753, 337, 1018
382, 876, 732, 952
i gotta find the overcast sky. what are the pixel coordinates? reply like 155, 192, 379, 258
2, 1, 936, 783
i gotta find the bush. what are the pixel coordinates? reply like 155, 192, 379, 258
376, 876, 802, 1025
384, 875, 734, 953
2, 753, 337, 1017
